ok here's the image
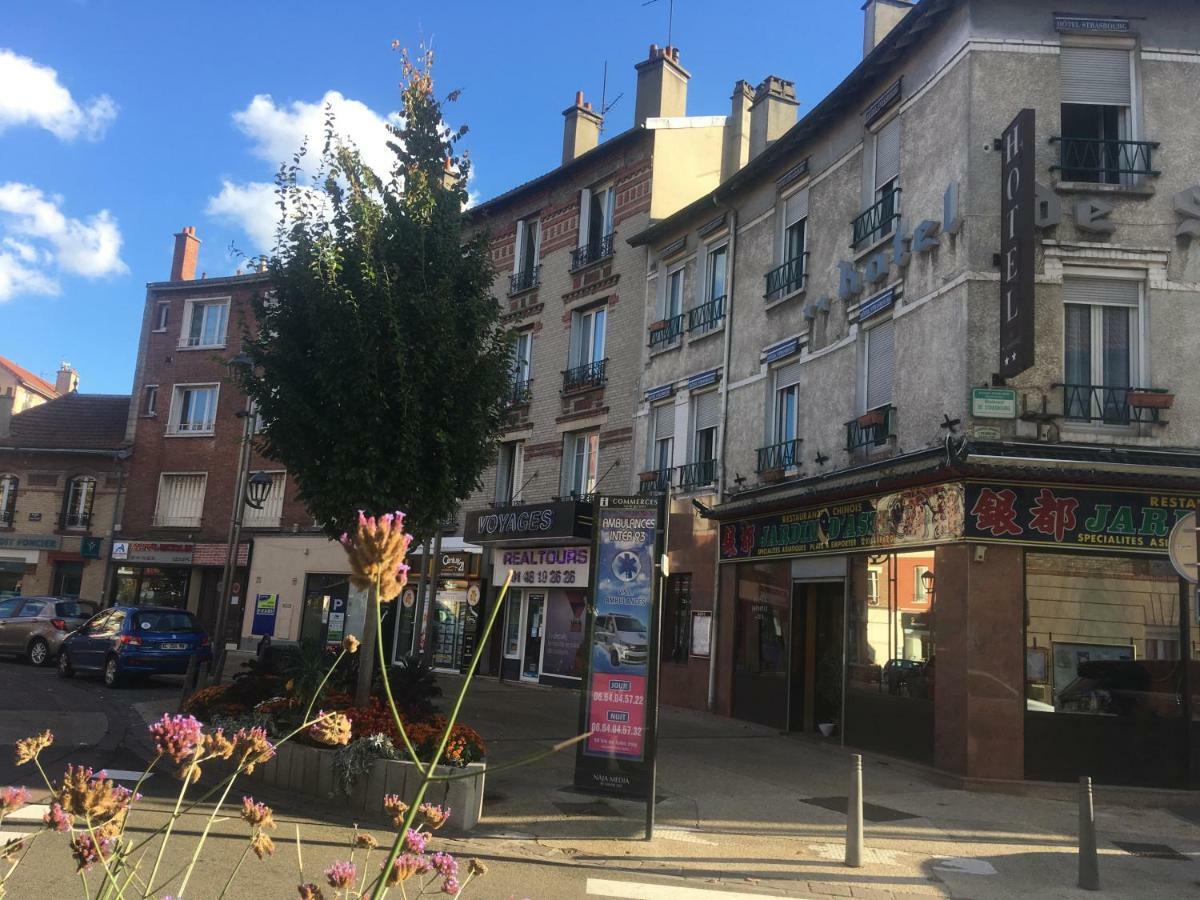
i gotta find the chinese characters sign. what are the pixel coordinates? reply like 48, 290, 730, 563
491, 547, 590, 588
965, 483, 1198, 553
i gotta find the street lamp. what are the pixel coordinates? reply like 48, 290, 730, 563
920, 568, 936, 597
245, 470, 273, 510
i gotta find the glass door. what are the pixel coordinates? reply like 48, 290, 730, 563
521, 592, 545, 682
431, 590, 467, 671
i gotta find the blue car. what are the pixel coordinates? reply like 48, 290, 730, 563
57, 606, 212, 688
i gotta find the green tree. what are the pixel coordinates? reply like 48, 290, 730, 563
240, 47, 511, 705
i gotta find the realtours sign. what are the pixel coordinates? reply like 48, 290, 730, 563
999, 108, 1035, 378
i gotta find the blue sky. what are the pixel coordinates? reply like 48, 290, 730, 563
1, 0, 862, 394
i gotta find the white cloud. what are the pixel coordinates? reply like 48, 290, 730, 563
0, 49, 117, 141
205, 180, 279, 255
0, 182, 128, 301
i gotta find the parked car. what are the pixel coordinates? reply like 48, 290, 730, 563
58, 606, 211, 687
594, 613, 649, 667
0, 595, 98, 666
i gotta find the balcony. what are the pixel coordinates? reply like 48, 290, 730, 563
1058, 384, 1172, 426
756, 437, 803, 474
845, 405, 893, 452
1050, 137, 1160, 184
0, 509, 12, 528
61, 512, 91, 530
688, 295, 725, 334
506, 378, 532, 406
637, 468, 673, 495
851, 188, 901, 249
649, 313, 686, 350
562, 358, 608, 393
570, 232, 616, 271
764, 256, 806, 301
676, 458, 717, 491
508, 265, 541, 295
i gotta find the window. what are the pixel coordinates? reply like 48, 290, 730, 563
771, 358, 801, 447
169, 384, 219, 434
0, 598, 23, 618
512, 331, 532, 388
663, 573, 692, 663
495, 442, 523, 505
1063, 277, 1140, 424
569, 306, 606, 370
855, 117, 901, 246
681, 390, 719, 489
1059, 46, 1134, 184
913, 565, 930, 604
581, 185, 616, 249
0, 474, 16, 526
153, 473, 207, 527
665, 267, 684, 321
141, 385, 158, 417
562, 431, 599, 498
155, 302, 170, 332
863, 317, 895, 412
243, 471, 286, 528
650, 403, 675, 473
706, 244, 727, 303
62, 476, 95, 529
17, 599, 47, 618
181, 299, 230, 348
51, 562, 83, 597
511, 218, 541, 292
867, 569, 881, 606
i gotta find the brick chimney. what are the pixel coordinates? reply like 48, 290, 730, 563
170, 226, 200, 281
723, 80, 754, 180
634, 44, 689, 126
749, 76, 798, 160
863, 0, 914, 57
55, 362, 78, 395
0, 390, 12, 439
562, 91, 603, 165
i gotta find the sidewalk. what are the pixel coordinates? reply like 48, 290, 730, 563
444, 675, 1200, 899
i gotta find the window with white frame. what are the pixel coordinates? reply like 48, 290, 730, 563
862, 317, 895, 413
568, 306, 606, 370
0, 474, 17, 526
243, 471, 286, 527
691, 390, 720, 465
495, 442, 523, 505
153, 473, 207, 527
867, 569, 881, 606
141, 385, 158, 417
154, 302, 170, 332
512, 331, 532, 389
512, 218, 541, 290
562, 431, 599, 498
1063, 276, 1141, 424
169, 384, 219, 434
780, 189, 809, 289
770, 358, 802, 449
578, 184, 616, 260
706, 244, 727, 304
913, 565, 930, 603
1059, 46, 1135, 184
649, 403, 675, 473
181, 298, 230, 348
62, 476, 95, 529
858, 117, 900, 246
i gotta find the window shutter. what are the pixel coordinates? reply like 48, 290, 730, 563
773, 358, 803, 390
245, 473, 285, 527
578, 188, 591, 248
783, 188, 809, 226
1060, 47, 1131, 107
693, 390, 720, 431
653, 404, 676, 441
874, 118, 901, 188
157, 474, 206, 527
865, 318, 895, 411
1063, 277, 1139, 306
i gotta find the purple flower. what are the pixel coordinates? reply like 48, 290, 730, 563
43, 802, 73, 833
429, 851, 458, 878
442, 876, 461, 895
70, 833, 115, 872
148, 714, 203, 764
0, 786, 29, 814
402, 828, 427, 854
324, 859, 356, 889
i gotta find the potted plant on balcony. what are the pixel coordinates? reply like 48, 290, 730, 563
760, 466, 786, 484
1127, 389, 1174, 410
639, 470, 661, 485
857, 408, 886, 428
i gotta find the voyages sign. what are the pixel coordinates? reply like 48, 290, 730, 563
463, 500, 592, 543
999, 108, 1036, 378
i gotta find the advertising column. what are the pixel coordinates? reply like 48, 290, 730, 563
574, 496, 664, 799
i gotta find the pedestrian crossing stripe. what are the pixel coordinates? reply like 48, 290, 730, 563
586, 878, 810, 899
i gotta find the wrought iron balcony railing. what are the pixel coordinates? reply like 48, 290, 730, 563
764, 255, 807, 300
845, 405, 893, 452
570, 232, 616, 271
637, 468, 674, 495
851, 188, 901, 248
61, 512, 91, 530
0, 509, 13, 527
506, 378, 532, 406
688, 295, 725, 334
677, 458, 717, 490
649, 313, 686, 349
1058, 383, 1168, 425
1050, 137, 1160, 184
562, 358, 608, 393
508, 265, 541, 295
756, 437, 803, 473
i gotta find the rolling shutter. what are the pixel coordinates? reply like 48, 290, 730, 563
693, 390, 721, 431
1063, 276, 1139, 306
865, 318, 895, 411
1060, 47, 1131, 106
783, 188, 809, 227
874, 118, 901, 189
654, 404, 675, 440
773, 357, 803, 391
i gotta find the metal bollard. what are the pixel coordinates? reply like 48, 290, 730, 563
846, 754, 864, 867
1078, 776, 1100, 891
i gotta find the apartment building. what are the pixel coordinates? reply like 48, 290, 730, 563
457, 46, 744, 690
0, 357, 75, 414
630, 0, 1200, 788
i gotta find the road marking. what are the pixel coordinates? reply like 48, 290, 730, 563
102, 769, 150, 782
5, 804, 48, 823
586, 878, 809, 899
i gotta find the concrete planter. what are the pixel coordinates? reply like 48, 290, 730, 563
250, 741, 486, 831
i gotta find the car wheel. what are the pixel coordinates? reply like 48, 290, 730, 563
27, 638, 49, 667
103, 656, 123, 689
610, 649, 620, 667
57, 650, 74, 679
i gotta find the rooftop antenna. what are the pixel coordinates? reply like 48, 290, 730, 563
642, 0, 675, 47
598, 61, 623, 133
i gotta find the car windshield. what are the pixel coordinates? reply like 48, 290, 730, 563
133, 610, 198, 633
56, 600, 97, 619
612, 616, 646, 634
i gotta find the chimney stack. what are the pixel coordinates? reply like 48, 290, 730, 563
0, 391, 12, 439
862, 0, 914, 57
634, 44, 689, 126
562, 91, 603, 165
55, 362, 78, 395
723, 80, 755, 180
170, 226, 200, 281
749, 76, 798, 160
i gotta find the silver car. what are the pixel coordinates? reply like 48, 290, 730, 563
0, 596, 99, 666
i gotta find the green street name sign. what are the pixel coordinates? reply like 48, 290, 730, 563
971, 387, 1017, 419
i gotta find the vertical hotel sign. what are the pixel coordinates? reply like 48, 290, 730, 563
574, 496, 663, 798
1000, 108, 1035, 378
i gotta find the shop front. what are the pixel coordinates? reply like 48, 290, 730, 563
0, 534, 62, 599
110, 540, 195, 609
404, 544, 484, 674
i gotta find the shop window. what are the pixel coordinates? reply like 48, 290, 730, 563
112, 566, 190, 608
503, 595, 522, 658
663, 573, 692, 664
541, 589, 586, 679
52, 562, 84, 597
732, 564, 790, 677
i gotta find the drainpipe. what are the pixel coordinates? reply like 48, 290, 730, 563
708, 196, 737, 712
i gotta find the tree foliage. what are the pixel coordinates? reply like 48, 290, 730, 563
240, 47, 510, 544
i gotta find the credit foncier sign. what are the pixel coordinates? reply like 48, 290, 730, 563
999, 108, 1035, 378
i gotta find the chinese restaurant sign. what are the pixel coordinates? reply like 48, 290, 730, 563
965, 483, 1198, 553
719, 484, 964, 562
575, 496, 663, 799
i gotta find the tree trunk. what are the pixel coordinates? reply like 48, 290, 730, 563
355, 581, 379, 708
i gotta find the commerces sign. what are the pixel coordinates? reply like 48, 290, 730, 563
575, 496, 664, 799
965, 483, 1199, 553
719, 484, 964, 562
111, 541, 195, 565
463, 500, 592, 544
490, 547, 590, 588
1000, 108, 1035, 377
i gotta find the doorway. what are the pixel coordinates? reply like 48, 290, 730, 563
430, 588, 468, 672
52, 561, 84, 598
788, 581, 845, 734
521, 593, 545, 682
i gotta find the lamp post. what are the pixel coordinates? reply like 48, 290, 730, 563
920, 568, 936, 598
